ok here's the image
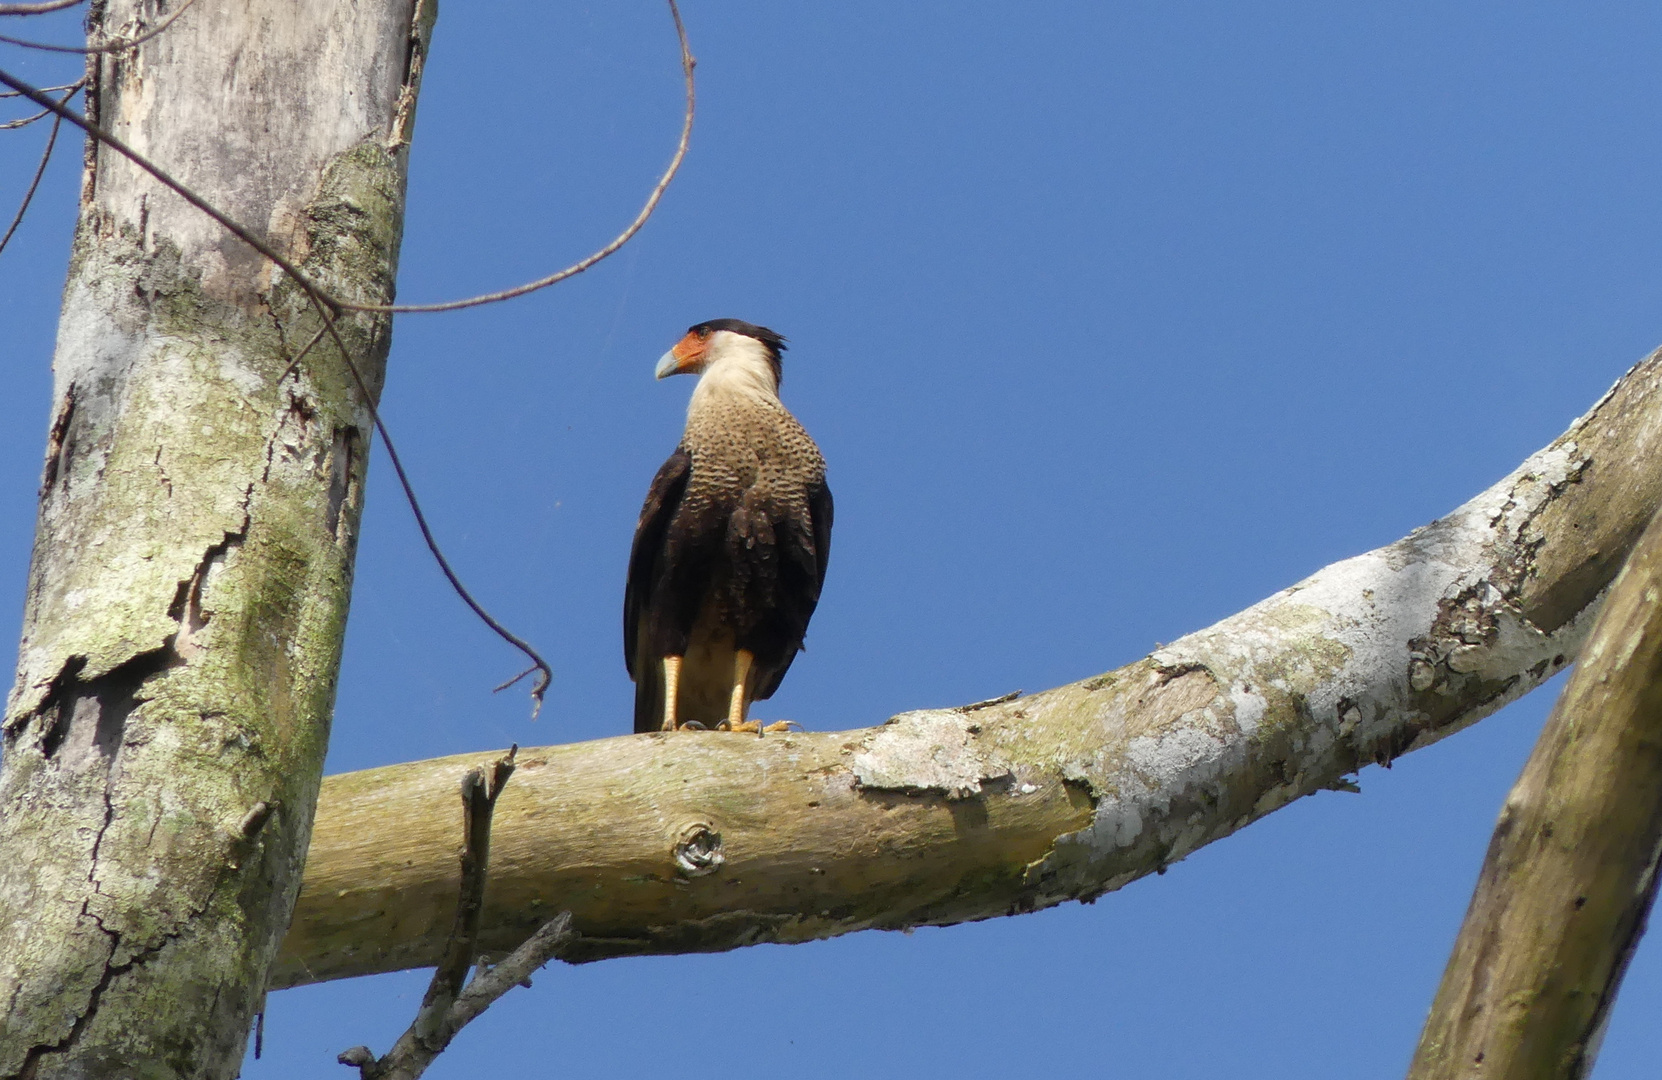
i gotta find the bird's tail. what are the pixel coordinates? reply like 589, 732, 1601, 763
633, 654, 664, 734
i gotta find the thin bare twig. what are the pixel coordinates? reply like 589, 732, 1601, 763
0, 63, 556, 714
338, 750, 576, 1080
0, 0, 82, 14
492, 662, 541, 694
274, 323, 330, 386
0, 30, 80, 49
298, 283, 557, 714
0, 80, 75, 257
0, 79, 80, 98
333, 0, 696, 314
0, 64, 333, 295
0, 76, 79, 128
1, 105, 53, 127
372, 402, 554, 711
0, 0, 695, 316
0, 0, 201, 53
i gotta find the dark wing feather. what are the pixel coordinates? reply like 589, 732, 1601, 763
752, 477, 834, 701
808, 478, 833, 596
625, 452, 691, 734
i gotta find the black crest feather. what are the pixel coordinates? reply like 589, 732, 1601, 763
689, 319, 787, 385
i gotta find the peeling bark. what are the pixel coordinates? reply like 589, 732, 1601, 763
271, 348, 1662, 987
0, 1, 435, 1076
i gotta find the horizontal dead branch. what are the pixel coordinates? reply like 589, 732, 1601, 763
272, 348, 1662, 989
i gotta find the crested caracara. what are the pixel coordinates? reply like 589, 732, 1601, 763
625, 320, 833, 734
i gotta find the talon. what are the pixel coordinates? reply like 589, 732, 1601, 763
761, 720, 802, 734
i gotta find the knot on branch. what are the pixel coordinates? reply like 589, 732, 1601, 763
673, 822, 724, 877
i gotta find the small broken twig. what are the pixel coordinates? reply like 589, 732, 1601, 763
424, 746, 518, 1028
338, 746, 575, 1080
958, 690, 1023, 712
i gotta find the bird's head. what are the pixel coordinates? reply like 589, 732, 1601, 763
656, 319, 788, 388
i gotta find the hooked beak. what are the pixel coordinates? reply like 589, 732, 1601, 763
655, 331, 707, 379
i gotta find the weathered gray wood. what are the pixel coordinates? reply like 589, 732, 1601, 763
1407, 496, 1662, 1078
0, 0, 434, 1075
270, 348, 1662, 987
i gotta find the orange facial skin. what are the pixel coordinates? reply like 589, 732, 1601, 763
656, 328, 713, 379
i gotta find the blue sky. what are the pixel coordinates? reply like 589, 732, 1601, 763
3, 2, 1661, 1076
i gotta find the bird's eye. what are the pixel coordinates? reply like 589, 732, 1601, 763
695, 328, 711, 340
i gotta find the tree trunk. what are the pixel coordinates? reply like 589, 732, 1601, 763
1406, 510, 1662, 1077
270, 349, 1662, 986
0, 0, 433, 1075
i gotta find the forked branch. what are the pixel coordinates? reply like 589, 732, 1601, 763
338, 748, 578, 1080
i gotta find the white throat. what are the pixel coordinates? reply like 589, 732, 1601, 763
688, 332, 780, 415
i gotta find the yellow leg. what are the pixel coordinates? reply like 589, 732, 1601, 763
717, 650, 764, 735
661, 656, 682, 732
716, 651, 803, 735
727, 649, 758, 736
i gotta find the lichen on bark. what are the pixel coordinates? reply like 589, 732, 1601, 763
0, 0, 430, 1074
